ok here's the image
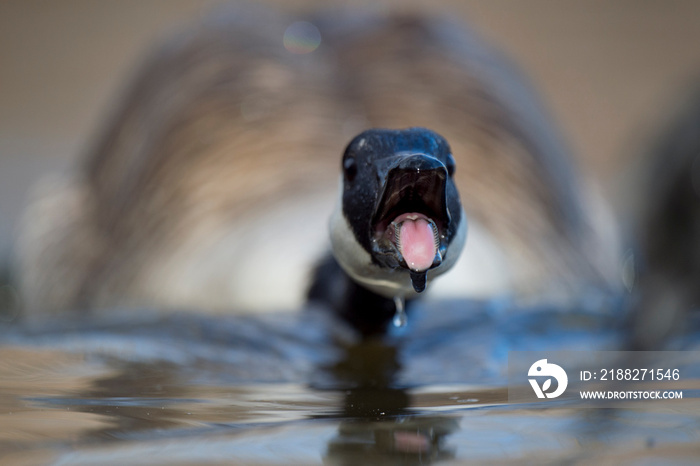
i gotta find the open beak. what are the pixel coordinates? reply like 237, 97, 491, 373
370, 153, 451, 292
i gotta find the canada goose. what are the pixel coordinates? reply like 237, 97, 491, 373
310, 127, 466, 333
15, 5, 619, 332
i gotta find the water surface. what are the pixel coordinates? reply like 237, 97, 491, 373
1, 301, 698, 464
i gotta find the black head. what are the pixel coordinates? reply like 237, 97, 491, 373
337, 127, 463, 293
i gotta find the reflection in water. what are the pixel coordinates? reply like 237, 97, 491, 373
0, 302, 699, 464
326, 416, 458, 464
322, 338, 459, 463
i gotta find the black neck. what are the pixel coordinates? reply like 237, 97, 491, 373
307, 254, 412, 337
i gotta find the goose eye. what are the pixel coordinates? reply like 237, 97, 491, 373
343, 157, 357, 183
446, 153, 456, 177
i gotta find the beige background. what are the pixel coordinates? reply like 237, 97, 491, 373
1, 0, 700, 263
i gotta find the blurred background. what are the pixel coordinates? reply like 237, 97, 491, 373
1, 0, 700, 268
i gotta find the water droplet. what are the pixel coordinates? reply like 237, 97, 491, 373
393, 296, 407, 328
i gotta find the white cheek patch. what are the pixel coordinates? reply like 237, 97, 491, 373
329, 187, 413, 297
329, 191, 377, 282
330, 211, 411, 297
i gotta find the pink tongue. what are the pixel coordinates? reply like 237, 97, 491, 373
398, 218, 437, 272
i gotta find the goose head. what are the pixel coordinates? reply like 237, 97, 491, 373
330, 127, 467, 300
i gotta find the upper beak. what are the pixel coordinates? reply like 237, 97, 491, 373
372, 153, 450, 236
